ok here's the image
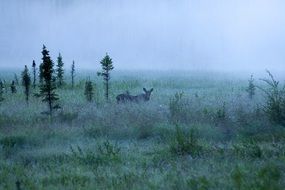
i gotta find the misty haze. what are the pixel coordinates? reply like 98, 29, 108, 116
1, 0, 285, 71
1, 1, 285, 190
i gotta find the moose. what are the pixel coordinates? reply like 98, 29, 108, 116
116, 88, 154, 103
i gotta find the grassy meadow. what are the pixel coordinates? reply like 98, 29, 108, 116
0, 70, 285, 189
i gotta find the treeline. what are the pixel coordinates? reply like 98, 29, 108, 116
0, 45, 114, 116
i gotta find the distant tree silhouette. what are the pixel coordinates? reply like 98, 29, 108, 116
14, 73, 19, 85
32, 60, 37, 88
246, 75, 256, 99
84, 79, 94, 102
39, 45, 60, 115
71, 60, 75, 88
10, 80, 17, 94
97, 54, 114, 101
0, 80, 4, 101
56, 53, 64, 87
21, 65, 31, 104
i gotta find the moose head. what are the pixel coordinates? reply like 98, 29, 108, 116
142, 88, 154, 101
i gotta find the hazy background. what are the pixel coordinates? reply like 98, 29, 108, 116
0, 0, 285, 72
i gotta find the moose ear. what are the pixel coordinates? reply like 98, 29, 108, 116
143, 88, 147, 92
150, 88, 153, 92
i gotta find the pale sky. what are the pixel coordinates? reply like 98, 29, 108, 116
0, 0, 285, 71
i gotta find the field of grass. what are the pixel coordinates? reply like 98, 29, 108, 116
0, 70, 285, 190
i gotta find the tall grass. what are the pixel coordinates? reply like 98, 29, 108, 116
0, 70, 284, 189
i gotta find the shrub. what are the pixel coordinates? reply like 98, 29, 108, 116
84, 79, 94, 102
0, 136, 29, 157
233, 139, 262, 159
231, 164, 282, 190
259, 70, 285, 126
170, 125, 202, 157
70, 140, 121, 168
187, 176, 211, 190
169, 92, 186, 124
255, 164, 282, 190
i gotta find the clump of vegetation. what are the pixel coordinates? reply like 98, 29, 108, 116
246, 74, 256, 99
84, 79, 94, 102
259, 70, 285, 126
170, 125, 202, 157
70, 141, 121, 168
21, 65, 31, 104
39, 45, 60, 115
216, 102, 226, 120
169, 92, 186, 124
231, 164, 282, 190
187, 176, 211, 190
233, 139, 262, 159
97, 54, 114, 101
0, 135, 29, 157
56, 53, 64, 87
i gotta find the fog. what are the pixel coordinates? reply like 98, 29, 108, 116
0, 0, 285, 72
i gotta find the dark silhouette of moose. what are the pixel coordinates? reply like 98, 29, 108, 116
116, 88, 153, 103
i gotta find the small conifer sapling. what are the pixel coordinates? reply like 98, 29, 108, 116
84, 79, 94, 102
21, 65, 31, 104
97, 54, 114, 101
71, 61, 75, 88
32, 60, 37, 88
56, 53, 64, 87
11, 80, 17, 94
246, 75, 256, 99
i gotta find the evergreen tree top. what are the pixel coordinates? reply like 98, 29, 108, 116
22, 65, 31, 86
100, 53, 114, 71
41, 46, 54, 81
42, 45, 50, 59
71, 61, 75, 70
57, 53, 64, 66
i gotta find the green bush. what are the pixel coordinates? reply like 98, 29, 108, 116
70, 140, 121, 168
187, 176, 211, 190
233, 139, 262, 159
169, 92, 188, 124
0, 136, 29, 157
259, 71, 285, 126
170, 125, 202, 157
231, 164, 282, 190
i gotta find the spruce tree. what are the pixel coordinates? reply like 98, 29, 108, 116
246, 75, 255, 99
39, 45, 60, 115
32, 60, 37, 88
56, 53, 64, 87
84, 79, 94, 102
10, 80, 17, 94
71, 61, 75, 88
0, 80, 4, 102
97, 54, 114, 101
21, 65, 31, 104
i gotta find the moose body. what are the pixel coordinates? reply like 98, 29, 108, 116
116, 88, 153, 103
